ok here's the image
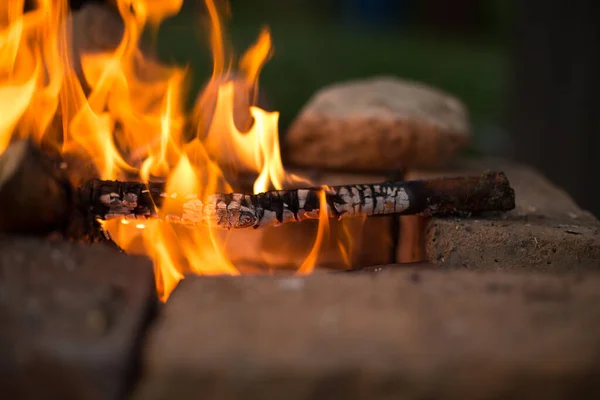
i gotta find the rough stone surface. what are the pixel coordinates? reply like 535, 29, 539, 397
134, 269, 600, 400
0, 235, 156, 399
284, 76, 471, 172
222, 170, 396, 272
403, 158, 600, 270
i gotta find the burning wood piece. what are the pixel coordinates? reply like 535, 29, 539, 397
0, 140, 71, 234
0, 140, 115, 246
82, 171, 515, 229
0, 140, 515, 235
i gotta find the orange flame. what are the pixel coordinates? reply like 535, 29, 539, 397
296, 188, 331, 275
0, 0, 342, 300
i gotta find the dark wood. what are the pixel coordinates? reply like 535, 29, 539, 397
0, 140, 71, 235
417, 170, 516, 216
0, 140, 118, 248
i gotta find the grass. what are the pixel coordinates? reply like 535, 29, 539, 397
152, 5, 509, 152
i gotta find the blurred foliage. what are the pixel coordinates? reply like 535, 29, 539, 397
153, 0, 513, 152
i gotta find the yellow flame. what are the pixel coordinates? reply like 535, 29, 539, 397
205, 0, 226, 78
144, 220, 185, 302
0, 1, 62, 152
0, 0, 345, 301
239, 27, 272, 85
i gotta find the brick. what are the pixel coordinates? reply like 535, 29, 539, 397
134, 269, 600, 399
402, 158, 600, 270
222, 171, 396, 271
396, 215, 427, 263
0, 235, 156, 399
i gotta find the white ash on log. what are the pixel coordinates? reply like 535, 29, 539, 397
81, 171, 515, 229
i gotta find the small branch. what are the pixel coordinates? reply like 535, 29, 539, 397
81, 171, 515, 229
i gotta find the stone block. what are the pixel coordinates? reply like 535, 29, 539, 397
402, 158, 600, 270
0, 235, 156, 399
134, 269, 600, 399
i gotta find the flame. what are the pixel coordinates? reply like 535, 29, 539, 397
0, 0, 340, 300
239, 27, 271, 92
296, 188, 330, 275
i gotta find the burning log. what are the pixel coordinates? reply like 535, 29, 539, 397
0, 140, 114, 246
81, 170, 515, 229
0, 139, 515, 235
0, 140, 71, 234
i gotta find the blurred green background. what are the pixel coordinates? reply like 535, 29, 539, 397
154, 0, 515, 154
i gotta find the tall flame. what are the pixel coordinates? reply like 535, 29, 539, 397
0, 0, 352, 301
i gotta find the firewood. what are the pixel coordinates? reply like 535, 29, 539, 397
0, 140, 516, 235
0, 140, 117, 247
0, 140, 71, 234
81, 171, 515, 229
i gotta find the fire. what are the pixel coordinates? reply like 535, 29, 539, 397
0, 0, 351, 300
297, 188, 331, 275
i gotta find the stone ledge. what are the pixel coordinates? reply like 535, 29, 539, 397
134, 269, 600, 400
427, 217, 600, 271
401, 158, 600, 270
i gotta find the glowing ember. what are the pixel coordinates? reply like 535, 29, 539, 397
0, 0, 349, 300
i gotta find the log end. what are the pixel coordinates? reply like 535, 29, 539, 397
424, 170, 516, 217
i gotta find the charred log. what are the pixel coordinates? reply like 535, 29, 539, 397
81, 171, 515, 229
0, 140, 71, 234
0, 140, 118, 248
0, 139, 516, 235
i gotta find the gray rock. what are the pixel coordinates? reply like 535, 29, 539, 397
285, 76, 471, 171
